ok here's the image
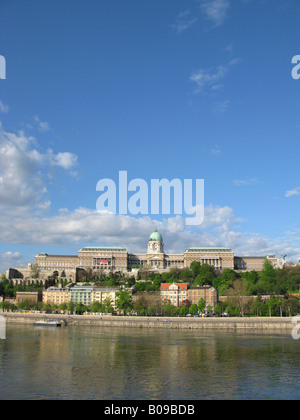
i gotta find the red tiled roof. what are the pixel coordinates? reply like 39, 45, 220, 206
160, 283, 188, 291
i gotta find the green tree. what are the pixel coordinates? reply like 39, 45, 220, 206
133, 300, 147, 316
0, 301, 10, 312
193, 264, 216, 286
190, 261, 201, 278
68, 301, 75, 314
179, 305, 188, 317
59, 303, 68, 312
189, 304, 198, 316
213, 269, 239, 295
282, 296, 300, 317
197, 298, 206, 313
115, 290, 132, 315
227, 279, 250, 316
90, 301, 105, 313
163, 301, 176, 316
179, 269, 193, 283
17, 299, 35, 311
75, 303, 87, 315
250, 296, 266, 317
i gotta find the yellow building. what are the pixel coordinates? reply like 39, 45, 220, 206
43, 287, 70, 306
91, 286, 120, 310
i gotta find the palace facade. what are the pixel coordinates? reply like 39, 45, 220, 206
34, 230, 284, 274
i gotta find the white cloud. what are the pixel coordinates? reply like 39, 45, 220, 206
190, 65, 226, 91
33, 115, 50, 132
0, 203, 298, 266
0, 125, 78, 208
285, 187, 300, 198
0, 251, 24, 272
47, 149, 78, 170
0, 100, 9, 113
190, 58, 240, 93
172, 10, 198, 34
200, 0, 230, 27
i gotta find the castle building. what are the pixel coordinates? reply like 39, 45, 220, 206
34, 230, 239, 273
1, 230, 281, 286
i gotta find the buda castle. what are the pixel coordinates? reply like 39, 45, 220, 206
34, 230, 282, 274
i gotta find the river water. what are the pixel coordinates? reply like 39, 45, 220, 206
0, 324, 299, 400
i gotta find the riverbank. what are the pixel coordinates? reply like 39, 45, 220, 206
1, 312, 295, 331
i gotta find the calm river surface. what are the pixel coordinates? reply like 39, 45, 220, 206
0, 324, 299, 400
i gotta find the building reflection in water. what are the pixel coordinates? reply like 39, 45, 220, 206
0, 325, 298, 400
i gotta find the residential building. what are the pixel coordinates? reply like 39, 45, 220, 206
70, 286, 94, 306
16, 291, 43, 305
43, 287, 71, 307
160, 283, 189, 308
91, 286, 120, 310
187, 286, 218, 308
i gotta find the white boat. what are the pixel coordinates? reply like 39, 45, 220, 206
33, 320, 62, 327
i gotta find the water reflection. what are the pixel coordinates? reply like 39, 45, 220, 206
0, 325, 299, 400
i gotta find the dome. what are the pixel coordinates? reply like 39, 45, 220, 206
149, 229, 163, 242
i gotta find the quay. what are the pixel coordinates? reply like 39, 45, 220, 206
1, 313, 294, 331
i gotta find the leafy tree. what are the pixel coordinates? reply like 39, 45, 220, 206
189, 304, 198, 315
190, 261, 201, 277
152, 275, 162, 291
163, 301, 176, 316
75, 303, 87, 315
0, 301, 10, 312
59, 303, 68, 312
90, 301, 105, 313
250, 296, 266, 317
227, 280, 250, 316
214, 302, 227, 315
242, 270, 259, 295
133, 300, 147, 316
213, 269, 239, 295
282, 296, 300, 316
115, 290, 132, 314
179, 305, 188, 317
179, 269, 193, 283
68, 301, 75, 314
197, 298, 206, 313
193, 264, 216, 286
17, 299, 35, 311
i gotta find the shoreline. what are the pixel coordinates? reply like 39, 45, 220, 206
1, 312, 295, 332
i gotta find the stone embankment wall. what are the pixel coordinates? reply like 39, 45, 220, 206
1, 313, 294, 331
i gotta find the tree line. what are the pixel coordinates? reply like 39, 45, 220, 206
1, 259, 300, 317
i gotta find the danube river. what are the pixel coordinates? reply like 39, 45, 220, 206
0, 324, 299, 400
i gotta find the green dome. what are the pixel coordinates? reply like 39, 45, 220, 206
149, 229, 163, 242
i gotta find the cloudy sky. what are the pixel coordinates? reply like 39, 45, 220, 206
0, 0, 300, 272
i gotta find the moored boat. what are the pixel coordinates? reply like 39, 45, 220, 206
33, 320, 62, 327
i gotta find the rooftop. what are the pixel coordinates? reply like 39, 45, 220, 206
79, 246, 127, 252
185, 247, 232, 252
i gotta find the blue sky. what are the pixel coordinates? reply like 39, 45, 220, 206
0, 0, 300, 271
